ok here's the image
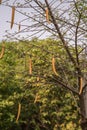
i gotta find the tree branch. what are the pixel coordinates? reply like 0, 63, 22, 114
44, 0, 77, 67
48, 75, 79, 95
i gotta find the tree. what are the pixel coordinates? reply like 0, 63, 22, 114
1, 0, 87, 129
0, 40, 81, 130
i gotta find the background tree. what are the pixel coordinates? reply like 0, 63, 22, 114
1, 0, 87, 129
0, 40, 81, 130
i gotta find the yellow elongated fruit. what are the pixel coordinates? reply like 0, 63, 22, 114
16, 103, 21, 123
34, 93, 40, 103
11, 6, 15, 29
29, 58, 32, 74
52, 57, 58, 76
79, 77, 83, 95
46, 8, 50, 23
0, 44, 5, 59
37, 76, 40, 82
0, 0, 2, 4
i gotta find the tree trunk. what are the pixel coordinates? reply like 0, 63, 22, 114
79, 93, 87, 130
21, 123, 28, 130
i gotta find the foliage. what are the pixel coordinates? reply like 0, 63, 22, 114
0, 39, 81, 130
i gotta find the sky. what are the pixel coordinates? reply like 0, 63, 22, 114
0, 0, 27, 41
0, 0, 73, 42
0, 0, 54, 41
0, 5, 11, 41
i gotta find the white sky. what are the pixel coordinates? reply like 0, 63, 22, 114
0, 2, 50, 41
0, 0, 84, 43
0, 0, 28, 41
0, 0, 57, 41
0, 5, 10, 41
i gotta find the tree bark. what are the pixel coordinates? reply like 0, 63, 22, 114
79, 94, 87, 130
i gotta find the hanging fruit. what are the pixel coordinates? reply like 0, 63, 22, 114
0, 43, 5, 59
16, 103, 21, 123
34, 93, 40, 103
52, 56, 58, 76
29, 57, 32, 75
11, 6, 15, 29
18, 23, 21, 31
46, 8, 50, 23
79, 77, 83, 95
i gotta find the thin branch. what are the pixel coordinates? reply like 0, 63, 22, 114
44, 0, 77, 67
75, 13, 81, 65
48, 75, 79, 95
